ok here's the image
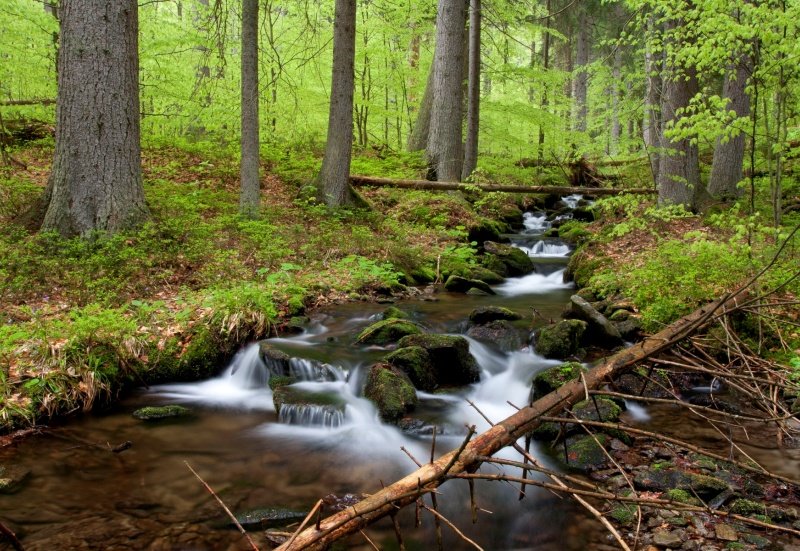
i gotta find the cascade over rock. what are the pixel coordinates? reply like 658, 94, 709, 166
397, 334, 481, 387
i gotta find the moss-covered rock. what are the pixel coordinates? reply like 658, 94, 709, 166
385, 346, 437, 392
397, 334, 480, 387
268, 375, 297, 390
132, 404, 193, 421
466, 320, 522, 351
468, 306, 523, 325
356, 319, 423, 345
634, 469, 729, 499
363, 363, 418, 422
443, 275, 496, 295
272, 385, 346, 427
259, 342, 292, 376
571, 398, 622, 423
482, 241, 535, 276
532, 362, 586, 400
563, 434, 610, 472
461, 266, 505, 285
665, 488, 702, 506
468, 219, 509, 245
729, 499, 765, 516
535, 320, 587, 359
381, 306, 409, 320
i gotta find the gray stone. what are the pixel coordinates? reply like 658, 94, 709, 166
444, 275, 496, 295
714, 523, 737, 542
653, 529, 685, 548
468, 306, 523, 325
535, 319, 587, 359
569, 294, 623, 347
132, 405, 192, 421
397, 334, 480, 387
466, 320, 523, 351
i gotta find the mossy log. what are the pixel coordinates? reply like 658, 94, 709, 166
349, 175, 655, 196
276, 293, 739, 551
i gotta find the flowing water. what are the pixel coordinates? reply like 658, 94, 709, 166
2, 199, 797, 550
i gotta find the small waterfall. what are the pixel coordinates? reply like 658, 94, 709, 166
524, 240, 571, 257
228, 344, 270, 388
286, 358, 346, 382
522, 212, 549, 233
624, 400, 651, 422
494, 269, 573, 296
561, 194, 583, 209
278, 403, 345, 428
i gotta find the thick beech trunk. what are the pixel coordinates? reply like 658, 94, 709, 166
239, 0, 260, 217
427, 0, 466, 181
407, 64, 434, 152
708, 55, 751, 200
317, 0, 359, 207
643, 16, 662, 183
350, 175, 654, 195
571, 8, 590, 134
461, 0, 481, 180
40, 0, 148, 237
276, 294, 737, 551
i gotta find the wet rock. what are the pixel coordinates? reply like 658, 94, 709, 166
572, 206, 595, 222
468, 306, 523, 325
0, 465, 31, 494
634, 469, 729, 499
385, 346, 436, 392
397, 334, 480, 387
273, 385, 346, 427
322, 493, 368, 512
563, 434, 610, 472
444, 275, 496, 295
483, 241, 535, 276
259, 342, 292, 376
614, 317, 643, 340
466, 287, 492, 296
397, 418, 439, 435
466, 320, 523, 351
728, 498, 764, 516
742, 533, 772, 549
364, 363, 418, 422
468, 220, 509, 245
462, 266, 505, 285
381, 306, 409, 320
282, 316, 310, 334
233, 507, 307, 529
268, 375, 296, 390
568, 295, 623, 347
714, 523, 737, 542
356, 318, 423, 345
132, 405, 192, 421
608, 309, 630, 322
571, 398, 622, 423
535, 319, 587, 359
653, 528, 685, 548
532, 362, 586, 400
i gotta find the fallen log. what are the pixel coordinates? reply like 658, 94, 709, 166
350, 175, 655, 196
0, 98, 56, 107
276, 293, 738, 551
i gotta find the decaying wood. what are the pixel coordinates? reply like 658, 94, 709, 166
0, 99, 56, 107
276, 294, 738, 551
349, 175, 655, 196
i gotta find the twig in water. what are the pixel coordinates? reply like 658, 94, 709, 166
422, 504, 484, 551
184, 461, 259, 551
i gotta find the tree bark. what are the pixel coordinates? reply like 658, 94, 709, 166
708, 55, 751, 201
643, 15, 662, 183
427, 0, 466, 182
610, 47, 622, 155
39, 0, 148, 237
407, 63, 434, 152
317, 0, 359, 207
350, 175, 654, 195
276, 294, 736, 551
239, 0, 261, 218
461, 0, 481, 180
571, 7, 590, 134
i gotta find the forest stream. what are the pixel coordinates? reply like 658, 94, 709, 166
1, 198, 798, 551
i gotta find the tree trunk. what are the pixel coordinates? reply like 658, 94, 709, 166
407, 63, 434, 152
39, 0, 148, 237
643, 16, 662, 183
708, 55, 751, 201
610, 47, 622, 155
571, 7, 590, 134
427, 0, 466, 182
239, 0, 260, 218
537, 0, 552, 165
317, 0, 359, 207
461, 0, 481, 180
276, 294, 736, 551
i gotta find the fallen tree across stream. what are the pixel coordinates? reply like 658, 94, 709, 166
275, 292, 747, 551
349, 175, 655, 196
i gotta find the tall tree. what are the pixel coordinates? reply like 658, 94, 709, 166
36, 0, 148, 236
642, 15, 662, 183
707, 55, 751, 200
317, 0, 360, 206
571, 6, 590, 134
408, 59, 434, 151
461, 0, 481, 180
239, 0, 261, 217
427, 0, 466, 181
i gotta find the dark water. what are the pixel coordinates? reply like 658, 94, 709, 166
2, 207, 796, 550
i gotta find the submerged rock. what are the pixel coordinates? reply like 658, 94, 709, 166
466, 320, 522, 351
634, 469, 729, 499
385, 346, 437, 392
0, 465, 31, 494
381, 306, 409, 320
482, 241, 535, 276
356, 318, 423, 345
468, 306, 523, 325
443, 275, 496, 295
535, 319, 587, 359
397, 334, 480, 387
363, 363, 418, 422
233, 507, 308, 529
132, 405, 192, 421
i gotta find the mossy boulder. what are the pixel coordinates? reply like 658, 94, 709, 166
563, 434, 610, 472
461, 266, 505, 285
443, 275, 496, 295
132, 404, 193, 421
568, 295, 622, 347
381, 306, 409, 320
482, 241, 535, 276
729, 499, 765, 516
397, 334, 480, 387
535, 320, 587, 359
571, 398, 622, 423
356, 318, 423, 345
363, 363, 418, 422
268, 375, 296, 390
468, 306, 523, 325
634, 469, 729, 499
466, 320, 522, 351
385, 346, 437, 392
532, 362, 586, 400
468, 219, 509, 245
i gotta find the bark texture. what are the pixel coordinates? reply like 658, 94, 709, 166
41, 0, 148, 237
239, 0, 261, 217
427, 0, 466, 182
643, 16, 662, 183
571, 7, 590, 134
317, 0, 358, 207
407, 63, 434, 152
461, 0, 481, 180
708, 56, 751, 200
